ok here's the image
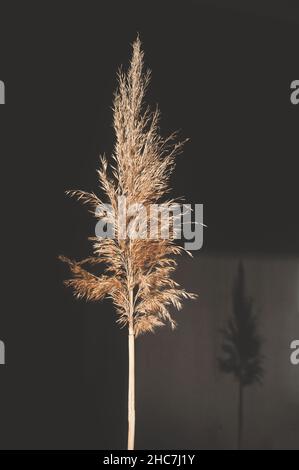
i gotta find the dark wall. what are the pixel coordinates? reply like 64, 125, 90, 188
0, 1, 298, 449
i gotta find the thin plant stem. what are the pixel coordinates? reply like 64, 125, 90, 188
127, 289, 135, 450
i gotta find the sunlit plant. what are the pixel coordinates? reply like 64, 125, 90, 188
60, 37, 196, 450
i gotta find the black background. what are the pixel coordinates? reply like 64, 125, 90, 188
0, 1, 299, 449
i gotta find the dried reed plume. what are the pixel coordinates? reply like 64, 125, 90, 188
59, 37, 196, 450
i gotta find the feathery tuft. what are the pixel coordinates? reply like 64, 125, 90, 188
60, 37, 196, 336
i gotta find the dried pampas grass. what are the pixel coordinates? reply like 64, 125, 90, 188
60, 37, 196, 450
